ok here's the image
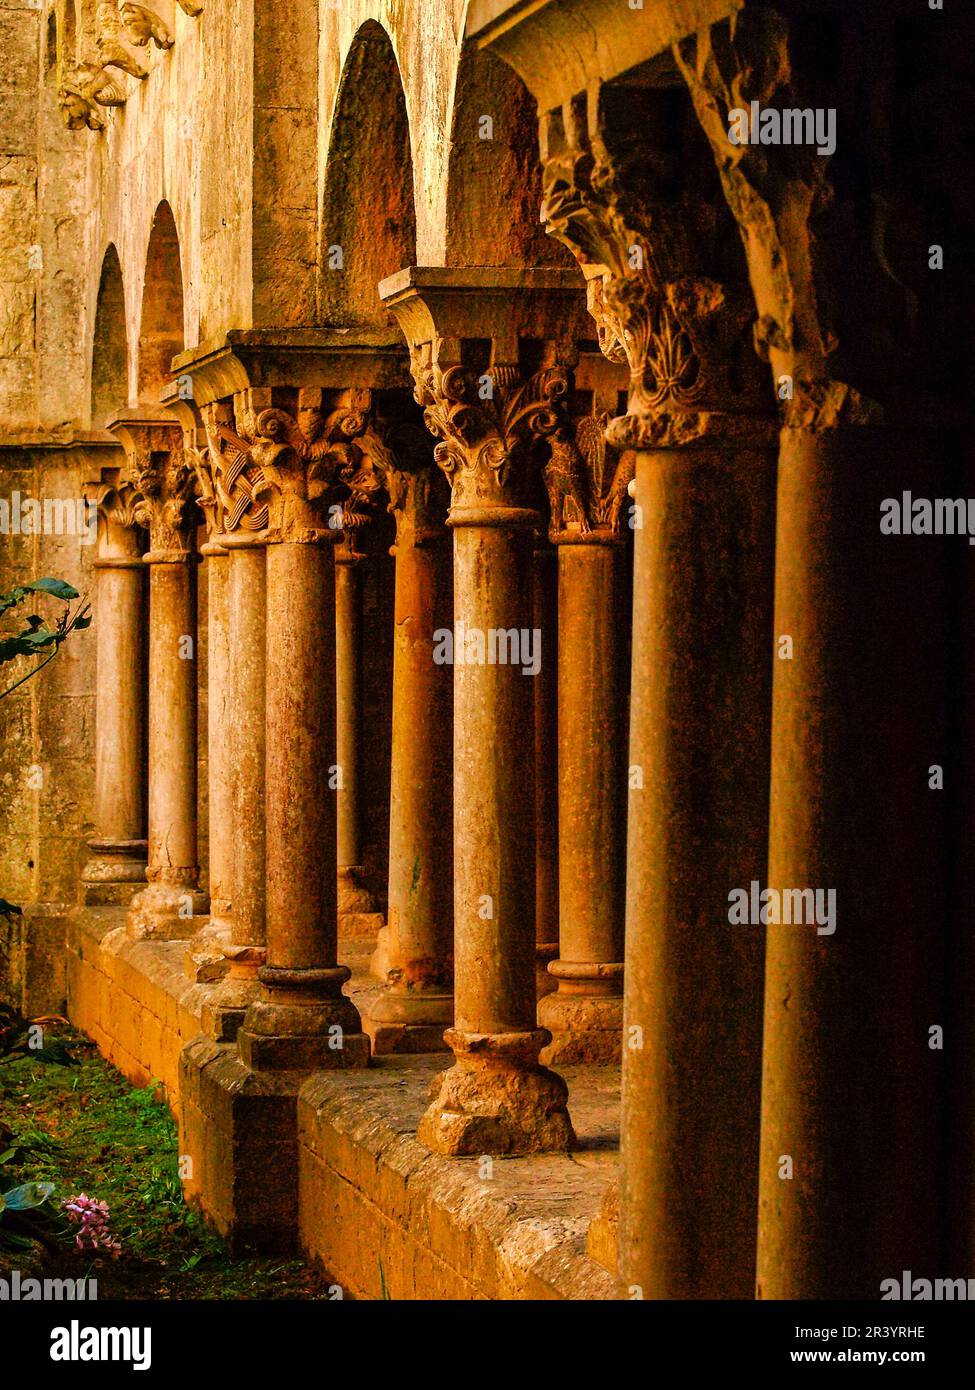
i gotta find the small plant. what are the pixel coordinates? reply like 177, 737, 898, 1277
0, 577, 91, 700
0, 1179, 59, 1254
1, 577, 91, 924
62, 1192, 122, 1258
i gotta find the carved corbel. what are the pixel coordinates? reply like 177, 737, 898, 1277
120, 4, 174, 51
90, 1, 150, 80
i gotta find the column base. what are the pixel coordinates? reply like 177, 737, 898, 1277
363, 987, 453, 1055
237, 966, 370, 1072
126, 873, 209, 941
337, 865, 377, 915
417, 1028, 575, 1157
538, 987, 624, 1065
80, 839, 147, 906
200, 945, 266, 1043
370, 923, 394, 981
183, 907, 233, 982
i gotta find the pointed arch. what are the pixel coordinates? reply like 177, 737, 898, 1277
320, 22, 416, 326
90, 244, 128, 427
444, 43, 572, 269
138, 201, 185, 402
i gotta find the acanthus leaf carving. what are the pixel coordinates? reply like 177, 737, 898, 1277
539, 86, 766, 443
409, 345, 572, 508
248, 391, 386, 543
120, 426, 200, 553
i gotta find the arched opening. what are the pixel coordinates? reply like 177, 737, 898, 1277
137, 201, 185, 402
90, 244, 128, 427
444, 45, 572, 268
320, 22, 416, 326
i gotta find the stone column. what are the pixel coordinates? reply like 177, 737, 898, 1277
531, 538, 559, 999
196, 399, 271, 1040
110, 416, 208, 940
334, 528, 377, 920
538, 414, 633, 1064
539, 89, 776, 1293
365, 455, 454, 1053
381, 267, 590, 1154
81, 476, 148, 903
677, 14, 947, 1299
236, 391, 369, 1071
200, 539, 233, 933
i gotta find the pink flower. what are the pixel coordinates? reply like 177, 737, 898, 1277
61, 1192, 122, 1257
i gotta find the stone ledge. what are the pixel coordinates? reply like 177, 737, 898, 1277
297, 1056, 621, 1300
65, 905, 622, 1298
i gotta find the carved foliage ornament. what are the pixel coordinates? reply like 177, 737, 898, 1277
540, 100, 762, 438
95, 478, 143, 532
410, 347, 571, 504
248, 394, 386, 542
127, 432, 200, 553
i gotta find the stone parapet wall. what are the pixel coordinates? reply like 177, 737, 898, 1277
66, 905, 208, 1110
63, 904, 620, 1298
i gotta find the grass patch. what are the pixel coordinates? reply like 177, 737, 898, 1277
0, 1028, 337, 1298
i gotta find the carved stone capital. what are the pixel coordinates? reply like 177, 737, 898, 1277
247, 387, 385, 543
92, 475, 146, 559
379, 268, 593, 515
540, 83, 768, 445
544, 410, 634, 541
107, 415, 199, 554
671, 10, 905, 429
412, 350, 574, 513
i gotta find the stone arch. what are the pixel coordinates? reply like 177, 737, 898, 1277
90, 243, 127, 427
137, 201, 185, 403
444, 43, 571, 268
320, 21, 416, 327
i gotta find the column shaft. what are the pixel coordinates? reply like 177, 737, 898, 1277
335, 556, 375, 915
417, 514, 573, 1155
619, 442, 774, 1298
532, 541, 559, 998
127, 551, 207, 938
539, 537, 626, 1063
756, 425, 945, 1298
203, 536, 267, 1041
366, 525, 453, 1052
238, 535, 368, 1070
82, 553, 147, 900
203, 544, 233, 931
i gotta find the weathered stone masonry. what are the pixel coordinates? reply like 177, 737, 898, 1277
1, 0, 973, 1300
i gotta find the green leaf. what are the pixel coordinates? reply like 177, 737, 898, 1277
73, 613, 93, 630
0, 1149, 17, 1165
23, 578, 79, 601
2, 1181, 55, 1210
